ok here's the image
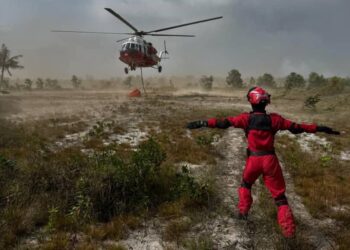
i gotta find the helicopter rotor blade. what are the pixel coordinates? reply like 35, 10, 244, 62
52, 30, 134, 35
146, 34, 195, 37
145, 16, 222, 34
104, 8, 139, 33
116, 37, 131, 43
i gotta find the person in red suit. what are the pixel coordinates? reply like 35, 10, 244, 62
186, 87, 340, 238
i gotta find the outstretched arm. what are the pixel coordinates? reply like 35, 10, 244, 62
276, 115, 340, 135
315, 126, 340, 135
186, 119, 231, 129
187, 114, 248, 130
186, 120, 209, 129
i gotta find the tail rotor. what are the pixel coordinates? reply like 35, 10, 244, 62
159, 40, 169, 60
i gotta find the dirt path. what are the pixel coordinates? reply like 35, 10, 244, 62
183, 128, 253, 249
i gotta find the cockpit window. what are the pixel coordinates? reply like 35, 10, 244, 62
123, 43, 142, 51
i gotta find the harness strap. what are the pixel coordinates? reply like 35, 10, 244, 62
241, 180, 252, 189
275, 194, 289, 206
245, 112, 272, 136
247, 149, 275, 157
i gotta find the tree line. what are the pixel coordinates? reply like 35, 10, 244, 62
0, 44, 83, 91
225, 69, 350, 91
1, 43, 349, 92
199, 69, 349, 92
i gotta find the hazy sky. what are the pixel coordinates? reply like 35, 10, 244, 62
1, 0, 349, 79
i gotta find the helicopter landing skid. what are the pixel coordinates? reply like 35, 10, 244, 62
151, 65, 162, 73
124, 65, 137, 74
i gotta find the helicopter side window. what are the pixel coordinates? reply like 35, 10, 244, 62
131, 44, 135, 50
126, 43, 130, 50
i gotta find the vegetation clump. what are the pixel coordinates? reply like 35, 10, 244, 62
71, 75, 82, 89
226, 69, 243, 88
276, 135, 350, 249
0, 44, 23, 89
285, 72, 305, 89
0, 120, 214, 248
308, 72, 327, 89
199, 75, 213, 91
257, 73, 276, 88
304, 94, 320, 109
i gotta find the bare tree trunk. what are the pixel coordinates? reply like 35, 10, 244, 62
0, 65, 4, 90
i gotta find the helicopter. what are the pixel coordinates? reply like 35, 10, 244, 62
52, 8, 222, 74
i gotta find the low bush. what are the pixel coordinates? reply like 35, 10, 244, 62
276, 135, 350, 249
304, 94, 320, 109
0, 120, 215, 248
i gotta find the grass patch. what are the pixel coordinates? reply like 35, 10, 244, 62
162, 218, 191, 243
0, 119, 216, 248
86, 215, 141, 241
158, 200, 185, 219
0, 97, 241, 248
276, 134, 350, 249
254, 178, 314, 249
182, 235, 215, 250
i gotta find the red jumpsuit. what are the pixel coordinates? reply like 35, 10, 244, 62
207, 111, 317, 238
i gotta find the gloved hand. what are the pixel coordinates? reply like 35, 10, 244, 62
186, 120, 208, 129
316, 126, 340, 135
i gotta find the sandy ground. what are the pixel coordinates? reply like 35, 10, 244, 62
1, 89, 342, 249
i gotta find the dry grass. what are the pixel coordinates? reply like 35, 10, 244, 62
254, 179, 315, 249
276, 135, 350, 249
38, 232, 70, 250
162, 218, 191, 243
86, 215, 141, 241
0, 102, 218, 248
158, 200, 185, 219
182, 235, 215, 250
277, 136, 350, 217
143, 100, 238, 165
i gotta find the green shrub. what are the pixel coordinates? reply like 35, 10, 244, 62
199, 75, 213, 91
308, 72, 327, 88
304, 94, 320, 109
195, 134, 214, 146
0, 124, 214, 247
285, 72, 305, 89
257, 73, 276, 88
226, 69, 243, 88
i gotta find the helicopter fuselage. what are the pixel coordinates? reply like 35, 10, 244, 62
119, 36, 160, 70
52, 8, 222, 75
